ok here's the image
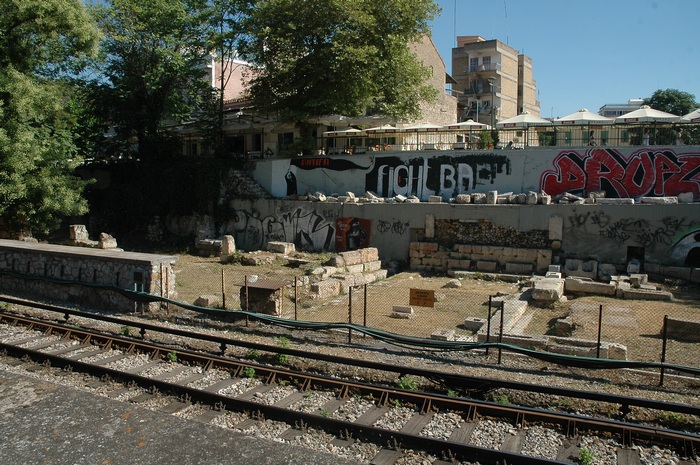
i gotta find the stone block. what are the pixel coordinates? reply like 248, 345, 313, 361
526, 192, 539, 205
70, 225, 90, 241
310, 279, 341, 298
539, 194, 552, 205
548, 264, 561, 273
359, 247, 379, 263
486, 190, 498, 204
394, 194, 407, 203
639, 196, 678, 204
425, 213, 435, 238
531, 278, 565, 302
565, 276, 616, 296
548, 215, 563, 241
431, 329, 455, 341
428, 195, 443, 203
363, 260, 382, 272
463, 317, 486, 331
339, 250, 363, 266
472, 193, 487, 204
678, 192, 695, 203
267, 241, 295, 255
505, 262, 533, 274
447, 259, 471, 270
564, 259, 598, 279
194, 295, 221, 308
98, 233, 118, 249
629, 274, 648, 287
596, 198, 634, 205
455, 194, 471, 204
597, 263, 617, 281
665, 317, 700, 342
345, 264, 364, 273
220, 235, 236, 262
476, 260, 497, 272
327, 255, 345, 268
619, 287, 673, 301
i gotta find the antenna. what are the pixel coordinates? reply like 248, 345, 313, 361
453, 0, 457, 47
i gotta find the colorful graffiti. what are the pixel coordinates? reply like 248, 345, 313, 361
671, 228, 700, 266
365, 154, 511, 199
335, 217, 371, 251
541, 148, 700, 198
228, 207, 335, 252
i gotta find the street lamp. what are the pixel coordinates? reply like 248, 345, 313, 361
488, 77, 496, 128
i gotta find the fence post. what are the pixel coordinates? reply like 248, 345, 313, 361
660, 314, 669, 386
485, 295, 493, 356
363, 283, 368, 327
348, 286, 353, 344
221, 268, 226, 310
294, 277, 298, 320
244, 275, 249, 327
596, 304, 603, 359
497, 301, 505, 365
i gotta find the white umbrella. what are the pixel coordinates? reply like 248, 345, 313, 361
496, 111, 552, 128
614, 105, 679, 124
439, 119, 491, 131
363, 124, 398, 134
680, 109, 700, 123
401, 123, 442, 132
322, 128, 362, 137
553, 108, 613, 125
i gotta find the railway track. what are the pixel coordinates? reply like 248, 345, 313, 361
0, 302, 698, 465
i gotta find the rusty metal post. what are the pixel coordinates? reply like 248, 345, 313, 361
660, 315, 669, 386
497, 301, 505, 365
294, 277, 298, 320
221, 268, 226, 310
165, 266, 170, 315
348, 286, 353, 344
485, 296, 493, 356
363, 283, 368, 327
244, 275, 249, 327
596, 304, 603, 359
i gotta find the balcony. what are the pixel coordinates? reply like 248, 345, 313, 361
464, 62, 501, 74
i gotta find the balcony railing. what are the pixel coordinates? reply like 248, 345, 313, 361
464, 62, 501, 73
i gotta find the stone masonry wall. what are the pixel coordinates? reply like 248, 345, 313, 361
0, 239, 177, 313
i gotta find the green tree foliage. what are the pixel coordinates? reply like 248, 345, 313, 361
645, 88, 699, 116
241, 0, 439, 147
0, 0, 99, 236
89, 0, 215, 159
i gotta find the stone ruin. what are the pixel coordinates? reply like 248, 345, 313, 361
68, 225, 120, 250
309, 247, 387, 298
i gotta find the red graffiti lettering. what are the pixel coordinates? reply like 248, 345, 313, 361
540, 148, 700, 198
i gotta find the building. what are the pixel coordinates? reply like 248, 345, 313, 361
451, 36, 540, 125
598, 98, 645, 118
177, 35, 458, 158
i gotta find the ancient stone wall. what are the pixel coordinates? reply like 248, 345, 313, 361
0, 239, 176, 313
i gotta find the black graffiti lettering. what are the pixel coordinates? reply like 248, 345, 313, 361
376, 220, 391, 235
391, 220, 409, 235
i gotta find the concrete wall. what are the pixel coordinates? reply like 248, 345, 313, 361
0, 240, 177, 312
215, 199, 700, 272
256, 145, 700, 202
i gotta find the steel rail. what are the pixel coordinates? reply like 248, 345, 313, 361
1, 312, 698, 461
1, 298, 698, 418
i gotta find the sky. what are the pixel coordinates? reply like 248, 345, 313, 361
429, 0, 699, 118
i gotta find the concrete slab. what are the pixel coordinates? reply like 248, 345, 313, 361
0, 370, 358, 465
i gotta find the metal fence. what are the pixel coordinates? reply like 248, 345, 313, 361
171, 263, 700, 380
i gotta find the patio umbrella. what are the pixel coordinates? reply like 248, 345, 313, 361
439, 119, 491, 131
402, 123, 442, 132
614, 105, 679, 124
553, 108, 613, 125
322, 128, 362, 137
363, 124, 398, 134
680, 109, 700, 123
496, 111, 552, 128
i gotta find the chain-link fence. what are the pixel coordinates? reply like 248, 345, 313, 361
172, 258, 700, 378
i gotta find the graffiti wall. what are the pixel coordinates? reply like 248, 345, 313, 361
258, 146, 700, 201
542, 147, 700, 198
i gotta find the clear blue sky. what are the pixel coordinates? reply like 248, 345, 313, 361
429, 0, 699, 118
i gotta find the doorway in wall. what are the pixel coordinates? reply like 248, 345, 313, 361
626, 246, 645, 270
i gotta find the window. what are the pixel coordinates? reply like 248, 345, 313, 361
469, 57, 478, 72
482, 56, 491, 70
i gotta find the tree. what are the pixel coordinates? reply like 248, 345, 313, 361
204, 0, 252, 158
0, 0, 99, 236
240, 0, 439, 151
644, 89, 699, 116
89, 0, 215, 159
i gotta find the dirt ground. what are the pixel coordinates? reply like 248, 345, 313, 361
171, 251, 700, 367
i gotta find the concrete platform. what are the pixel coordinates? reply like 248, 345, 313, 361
0, 369, 359, 465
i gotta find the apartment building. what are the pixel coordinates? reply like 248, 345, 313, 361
451, 36, 540, 125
